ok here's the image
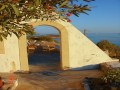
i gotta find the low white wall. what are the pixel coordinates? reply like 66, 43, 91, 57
0, 34, 20, 72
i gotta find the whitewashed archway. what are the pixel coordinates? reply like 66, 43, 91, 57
19, 20, 112, 71
19, 20, 70, 71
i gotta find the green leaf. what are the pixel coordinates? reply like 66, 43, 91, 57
1, 33, 7, 39
7, 32, 12, 37
0, 5, 6, 11
66, 4, 72, 8
59, 0, 68, 8
81, 10, 89, 15
6, 6, 12, 17
13, 32, 19, 38
73, 13, 79, 17
34, 0, 40, 6
3, 21, 7, 26
0, 35, 3, 41
11, 4, 20, 16
40, 0, 41, 5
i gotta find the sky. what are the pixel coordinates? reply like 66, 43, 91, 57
35, 0, 120, 34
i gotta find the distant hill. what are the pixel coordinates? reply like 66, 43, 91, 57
47, 34, 60, 38
28, 34, 60, 38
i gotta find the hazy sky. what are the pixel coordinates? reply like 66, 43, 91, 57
35, 0, 120, 34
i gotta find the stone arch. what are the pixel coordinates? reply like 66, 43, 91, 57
19, 19, 112, 72
19, 20, 70, 71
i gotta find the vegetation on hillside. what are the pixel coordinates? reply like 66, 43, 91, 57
0, 0, 94, 41
97, 40, 120, 58
28, 36, 54, 42
84, 69, 120, 89
102, 69, 120, 84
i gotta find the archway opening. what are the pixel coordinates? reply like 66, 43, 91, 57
27, 26, 61, 72
19, 20, 69, 71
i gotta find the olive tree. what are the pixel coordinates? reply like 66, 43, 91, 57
0, 0, 94, 40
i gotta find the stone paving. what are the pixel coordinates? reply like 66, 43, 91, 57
0, 64, 103, 90
15, 68, 103, 90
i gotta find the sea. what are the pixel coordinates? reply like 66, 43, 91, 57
54, 33, 120, 46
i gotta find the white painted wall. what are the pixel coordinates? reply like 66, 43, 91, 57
0, 34, 20, 72
0, 19, 113, 72
57, 20, 112, 69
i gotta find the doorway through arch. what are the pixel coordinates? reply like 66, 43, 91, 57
18, 20, 70, 72
27, 25, 61, 71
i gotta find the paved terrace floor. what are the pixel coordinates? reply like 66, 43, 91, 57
0, 67, 103, 90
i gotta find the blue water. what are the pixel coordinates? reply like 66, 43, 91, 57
87, 33, 120, 46
54, 33, 120, 46
54, 38, 60, 43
